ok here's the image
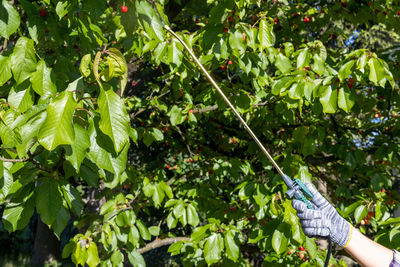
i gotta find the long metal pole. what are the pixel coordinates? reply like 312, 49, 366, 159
164, 25, 285, 177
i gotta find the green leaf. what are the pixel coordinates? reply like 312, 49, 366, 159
224, 230, 239, 261
128, 225, 140, 246
288, 83, 304, 100
55, 1, 69, 20
319, 86, 337, 113
186, 203, 199, 227
304, 237, 317, 259
312, 54, 325, 75
128, 250, 146, 267
0, 165, 13, 202
36, 179, 62, 225
368, 58, 387, 87
152, 128, 164, 141
62, 184, 83, 216
143, 130, 155, 147
110, 250, 123, 266
338, 87, 355, 113
87, 117, 128, 177
152, 183, 165, 207
380, 218, 400, 226
275, 54, 292, 74
168, 241, 184, 256
168, 105, 183, 126
136, 0, 165, 41
30, 60, 57, 98
107, 48, 128, 96
148, 226, 161, 236
272, 224, 289, 254
62, 242, 75, 259
191, 224, 211, 242
72, 240, 88, 265
258, 19, 275, 50
354, 205, 367, 224
87, 242, 100, 267
66, 123, 90, 171
80, 54, 92, 77
159, 181, 173, 199
204, 233, 223, 265
38, 91, 77, 151
8, 81, 35, 113
98, 87, 130, 153
10, 37, 37, 84
0, 0, 21, 38
136, 219, 151, 241
0, 55, 12, 86
2, 192, 35, 232
338, 60, 355, 82
168, 39, 183, 66
52, 206, 69, 238
271, 76, 294, 95
229, 30, 246, 55
297, 48, 310, 69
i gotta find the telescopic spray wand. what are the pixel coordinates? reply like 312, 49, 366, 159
162, 22, 331, 267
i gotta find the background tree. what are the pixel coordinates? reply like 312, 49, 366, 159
0, 0, 400, 266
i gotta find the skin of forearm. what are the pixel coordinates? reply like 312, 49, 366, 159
344, 227, 393, 267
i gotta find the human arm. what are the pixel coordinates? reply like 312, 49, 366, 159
292, 183, 397, 267
344, 227, 393, 267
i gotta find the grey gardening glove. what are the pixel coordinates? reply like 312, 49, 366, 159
292, 183, 352, 247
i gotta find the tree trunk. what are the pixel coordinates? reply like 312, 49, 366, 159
31, 219, 60, 267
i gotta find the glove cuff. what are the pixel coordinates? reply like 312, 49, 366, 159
335, 221, 352, 247
342, 224, 353, 248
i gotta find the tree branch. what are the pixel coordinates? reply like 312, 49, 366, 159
137, 237, 190, 254
0, 156, 29, 162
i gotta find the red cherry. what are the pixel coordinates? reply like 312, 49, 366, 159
274, 18, 279, 25
173, 165, 178, 170
349, 77, 354, 83
398, 11, 400, 15
39, 9, 47, 17
221, 65, 226, 70
382, 11, 387, 15
121, 5, 128, 13
287, 251, 292, 255
115, 205, 119, 210
228, 60, 232, 65
223, 27, 228, 33
166, 165, 170, 170
189, 109, 194, 114
368, 2, 371, 6
303, 17, 310, 22
228, 16, 233, 22
348, 83, 353, 88
299, 253, 305, 259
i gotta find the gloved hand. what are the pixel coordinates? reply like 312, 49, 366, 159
292, 183, 352, 247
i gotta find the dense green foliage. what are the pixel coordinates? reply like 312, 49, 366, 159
1, 0, 400, 266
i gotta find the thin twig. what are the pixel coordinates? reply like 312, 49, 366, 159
0, 156, 28, 162
174, 125, 194, 156
137, 237, 190, 254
